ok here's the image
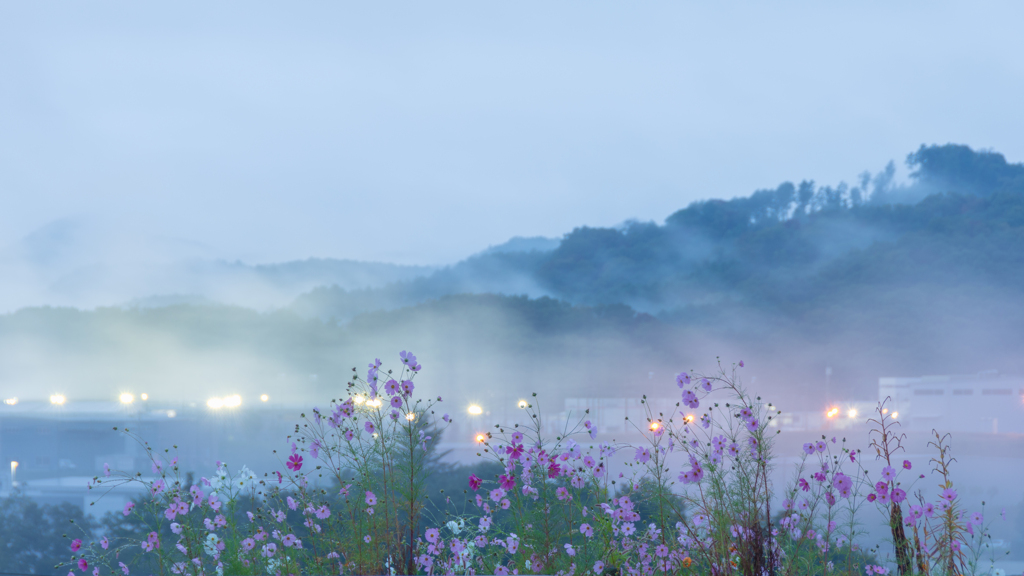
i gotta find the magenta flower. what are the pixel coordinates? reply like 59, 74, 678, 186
286, 454, 303, 471
548, 463, 562, 478
833, 473, 852, 493
941, 487, 957, 501
78, 558, 88, 572
425, 528, 439, 543
505, 444, 524, 460
866, 493, 877, 502
241, 538, 255, 551
803, 443, 815, 455
746, 419, 759, 433
499, 474, 516, 490
891, 488, 907, 503
881, 466, 896, 481
468, 474, 482, 490
903, 460, 912, 470
739, 360, 745, 367
390, 396, 403, 409
815, 440, 827, 453
365, 491, 377, 506
70, 538, 82, 552
798, 478, 810, 491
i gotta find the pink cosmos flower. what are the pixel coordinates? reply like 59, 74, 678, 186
401, 380, 414, 396
499, 474, 516, 490
903, 460, 912, 470
881, 466, 896, 481
100, 537, 109, 550
635, 447, 651, 463
390, 396, 403, 409
241, 538, 255, 551
425, 528, 440, 543
286, 454, 303, 472
123, 502, 135, 516
815, 440, 827, 452
119, 563, 129, 575
580, 523, 594, 537
676, 372, 691, 387
803, 443, 815, 455
364, 421, 375, 434
681, 389, 699, 409
70, 539, 82, 552
891, 488, 907, 503
78, 559, 88, 572
365, 491, 377, 506
468, 474, 482, 490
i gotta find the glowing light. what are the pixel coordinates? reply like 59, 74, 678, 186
517, 400, 528, 409
683, 414, 694, 424
405, 412, 416, 421
119, 393, 134, 405
826, 407, 839, 419
224, 395, 242, 408
882, 408, 889, 415
260, 394, 269, 402
467, 405, 483, 416
891, 411, 899, 419
3, 397, 17, 406
49, 394, 66, 405
366, 398, 382, 408
649, 422, 661, 432
353, 395, 365, 405
166, 410, 177, 418
847, 408, 858, 419
140, 393, 148, 401
207, 397, 224, 409
10, 461, 17, 485
475, 433, 487, 443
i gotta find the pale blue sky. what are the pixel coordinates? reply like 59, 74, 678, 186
2, 1, 1022, 265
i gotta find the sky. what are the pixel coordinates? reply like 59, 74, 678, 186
2, 1, 1023, 266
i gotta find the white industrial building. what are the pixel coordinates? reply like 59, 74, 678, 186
878, 371, 1024, 434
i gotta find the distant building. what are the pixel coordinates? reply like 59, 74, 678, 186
878, 371, 1024, 434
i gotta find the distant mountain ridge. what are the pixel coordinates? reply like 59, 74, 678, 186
292, 143, 1024, 319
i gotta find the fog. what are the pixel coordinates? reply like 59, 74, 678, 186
2, 2, 1024, 572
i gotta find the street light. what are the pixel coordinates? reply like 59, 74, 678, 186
50, 394, 66, 405
119, 393, 134, 405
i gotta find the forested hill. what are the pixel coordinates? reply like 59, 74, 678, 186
293, 143, 1024, 319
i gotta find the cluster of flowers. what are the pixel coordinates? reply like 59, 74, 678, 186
61, 355, 1002, 576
